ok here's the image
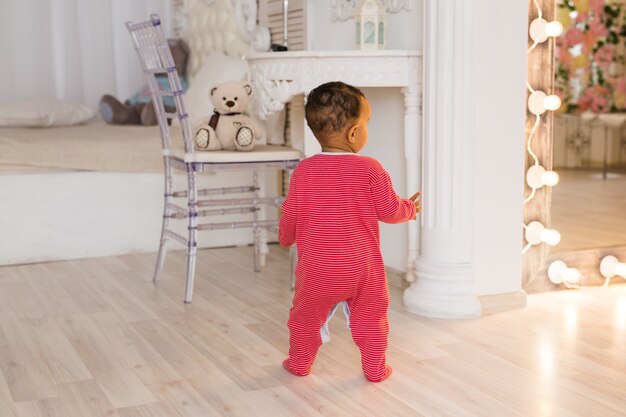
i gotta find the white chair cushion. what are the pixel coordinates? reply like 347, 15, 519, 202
172, 145, 302, 163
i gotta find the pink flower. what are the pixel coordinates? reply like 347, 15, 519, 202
581, 85, 611, 113
558, 47, 573, 66
591, 96, 609, 112
577, 95, 592, 112
565, 27, 585, 47
589, 16, 609, 38
582, 32, 598, 54
616, 76, 626, 94
593, 44, 615, 68
590, 0, 605, 15
575, 12, 589, 23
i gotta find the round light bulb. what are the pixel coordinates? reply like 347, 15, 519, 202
528, 90, 547, 115
564, 268, 581, 283
541, 228, 561, 246
542, 170, 560, 186
527, 165, 560, 189
548, 260, 581, 285
525, 221, 560, 246
529, 18, 549, 43
548, 260, 566, 284
545, 21, 563, 37
544, 95, 562, 111
600, 255, 626, 278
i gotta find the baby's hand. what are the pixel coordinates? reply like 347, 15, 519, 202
408, 192, 421, 219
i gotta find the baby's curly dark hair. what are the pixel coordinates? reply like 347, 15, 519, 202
305, 81, 365, 136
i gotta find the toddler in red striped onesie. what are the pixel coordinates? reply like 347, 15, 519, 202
279, 81, 421, 382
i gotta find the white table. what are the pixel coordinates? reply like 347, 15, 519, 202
247, 50, 423, 281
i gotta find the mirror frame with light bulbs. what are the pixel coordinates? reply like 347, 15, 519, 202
522, 0, 626, 293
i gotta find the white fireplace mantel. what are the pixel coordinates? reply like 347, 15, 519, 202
247, 49, 423, 282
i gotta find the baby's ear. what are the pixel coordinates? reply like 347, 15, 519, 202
347, 125, 358, 143
243, 84, 252, 95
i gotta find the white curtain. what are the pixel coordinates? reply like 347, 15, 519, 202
0, 0, 171, 108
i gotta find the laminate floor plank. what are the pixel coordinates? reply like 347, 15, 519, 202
0, 247, 624, 416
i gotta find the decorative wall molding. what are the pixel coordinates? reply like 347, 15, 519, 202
330, 0, 412, 22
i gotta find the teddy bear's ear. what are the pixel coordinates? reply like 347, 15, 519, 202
211, 87, 218, 96
243, 84, 252, 95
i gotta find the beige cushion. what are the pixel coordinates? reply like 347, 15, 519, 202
172, 145, 302, 163
0, 98, 96, 127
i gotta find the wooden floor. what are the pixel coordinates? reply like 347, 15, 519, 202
1, 246, 625, 417
552, 168, 626, 252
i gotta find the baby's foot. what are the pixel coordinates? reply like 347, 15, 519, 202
282, 359, 310, 377
366, 365, 393, 383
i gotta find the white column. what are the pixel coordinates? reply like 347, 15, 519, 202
403, 0, 481, 319
402, 81, 420, 283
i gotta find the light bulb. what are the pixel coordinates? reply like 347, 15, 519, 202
528, 91, 547, 115
529, 18, 563, 43
525, 221, 561, 246
545, 21, 563, 37
526, 165, 560, 189
529, 18, 549, 43
544, 95, 562, 111
541, 228, 561, 246
548, 260, 581, 285
564, 268, 581, 283
528, 91, 561, 115
600, 255, 626, 279
543, 170, 560, 186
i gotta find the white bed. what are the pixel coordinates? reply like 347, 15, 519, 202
0, 0, 281, 266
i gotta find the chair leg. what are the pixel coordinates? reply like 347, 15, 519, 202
155, 161, 174, 283
184, 243, 197, 303
153, 216, 169, 282
258, 170, 268, 268
183, 166, 198, 303
253, 170, 261, 272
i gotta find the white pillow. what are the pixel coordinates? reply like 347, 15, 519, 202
0, 98, 96, 127
182, 50, 249, 127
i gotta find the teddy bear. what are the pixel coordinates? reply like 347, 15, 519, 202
99, 39, 190, 126
194, 81, 262, 152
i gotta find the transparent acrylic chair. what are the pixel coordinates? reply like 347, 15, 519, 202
126, 15, 301, 303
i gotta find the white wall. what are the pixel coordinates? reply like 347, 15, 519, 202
471, 0, 527, 296
307, 1, 422, 51
360, 88, 408, 271
306, 1, 423, 272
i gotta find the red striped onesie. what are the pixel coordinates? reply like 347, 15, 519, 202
279, 153, 416, 382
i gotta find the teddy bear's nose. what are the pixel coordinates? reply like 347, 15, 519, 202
226, 100, 235, 108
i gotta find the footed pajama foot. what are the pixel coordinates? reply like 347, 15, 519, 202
282, 359, 310, 377
366, 365, 393, 383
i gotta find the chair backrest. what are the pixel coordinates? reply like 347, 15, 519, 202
126, 14, 194, 154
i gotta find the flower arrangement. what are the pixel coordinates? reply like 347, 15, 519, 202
556, 0, 626, 113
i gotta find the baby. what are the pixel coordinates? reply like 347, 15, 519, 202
279, 81, 421, 382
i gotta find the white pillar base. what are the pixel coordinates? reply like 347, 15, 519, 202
403, 260, 481, 319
